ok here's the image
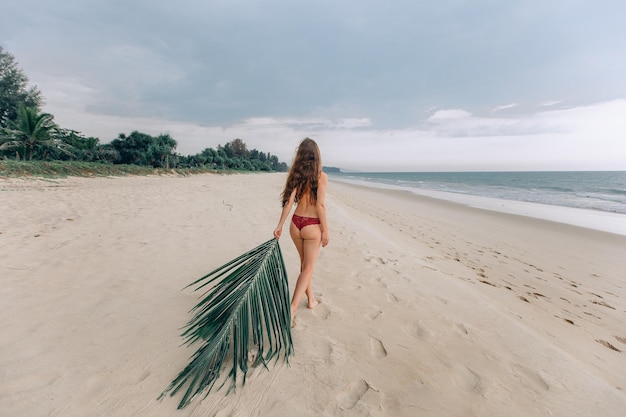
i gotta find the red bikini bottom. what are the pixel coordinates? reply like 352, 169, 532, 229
291, 214, 321, 230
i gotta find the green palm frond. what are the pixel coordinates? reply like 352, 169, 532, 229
160, 238, 293, 409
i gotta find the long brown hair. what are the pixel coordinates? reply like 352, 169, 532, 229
281, 138, 322, 207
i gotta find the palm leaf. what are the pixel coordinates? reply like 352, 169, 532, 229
160, 238, 293, 409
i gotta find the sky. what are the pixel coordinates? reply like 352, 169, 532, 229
1, 0, 625, 171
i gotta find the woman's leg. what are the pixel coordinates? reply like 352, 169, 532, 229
305, 281, 319, 309
289, 223, 322, 320
292, 229, 319, 309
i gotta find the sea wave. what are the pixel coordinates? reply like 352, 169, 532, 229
331, 171, 626, 215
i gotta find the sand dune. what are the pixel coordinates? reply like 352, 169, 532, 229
1, 173, 625, 416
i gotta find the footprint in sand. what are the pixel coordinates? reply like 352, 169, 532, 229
129, 368, 152, 384
365, 309, 383, 321
386, 292, 400, 303
451, 364, 482, 393
583, 311, 602, 319
317, 338, 347, 365
336, 379, 370, 410
375, 277, 388, 288
596, 339, 622, 352
591, 300, 616, 310
369, 337, 388, 359
454, 323, 469, 336
511, 365, 550, 392
365, 256, 386, 265
404, 322, 432, 341
312, 302, 331, 320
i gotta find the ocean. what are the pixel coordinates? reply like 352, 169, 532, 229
329, 171, 626, 235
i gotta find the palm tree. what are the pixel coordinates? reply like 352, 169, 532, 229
146, 133, 177, 168
160, 239, 293, 409
0, 105, 58, 160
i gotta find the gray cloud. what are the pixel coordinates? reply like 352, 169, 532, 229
1, 0, 625, 169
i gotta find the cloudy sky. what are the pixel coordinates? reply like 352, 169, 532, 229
2, 0, 625, 171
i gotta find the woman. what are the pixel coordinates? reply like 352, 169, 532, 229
273, 138, 329, 325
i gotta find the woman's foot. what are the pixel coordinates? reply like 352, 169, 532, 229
307, 298, 320, 309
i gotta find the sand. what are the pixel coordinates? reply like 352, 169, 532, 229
1, 173, 625, 417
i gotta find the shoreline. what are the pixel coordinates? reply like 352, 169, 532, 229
331, 176, 626, 236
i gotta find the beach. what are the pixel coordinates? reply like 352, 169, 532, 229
1, 173, 625, 416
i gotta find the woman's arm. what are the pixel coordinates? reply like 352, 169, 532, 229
316, 172, 329, 247
273, 188, 296, 239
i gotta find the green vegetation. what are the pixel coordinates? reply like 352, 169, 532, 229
0, 160, 230, 178
160, 239, 293, 409
0, 46, 42, 128
1, 105, 63, 160
0, 45, 288, 177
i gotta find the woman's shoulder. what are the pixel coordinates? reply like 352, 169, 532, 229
319, 172, 328, 183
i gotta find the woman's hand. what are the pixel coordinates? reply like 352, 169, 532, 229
321, 231, 329, 247
273, 226, 282, 240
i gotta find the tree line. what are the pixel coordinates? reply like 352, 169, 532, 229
0, 45, 287, 172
